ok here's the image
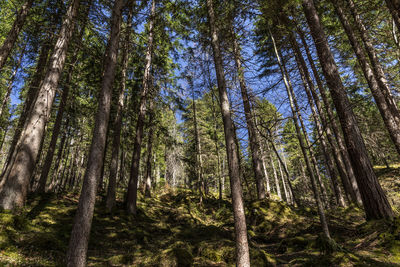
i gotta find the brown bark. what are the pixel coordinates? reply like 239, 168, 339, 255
0, 0, 80, 209
36, 1, 91, 193
289, 34, 346, 207
126, 0, 156, 215
302, 0, 394, 219
297, 27, 362, 205
66, 0, 124, 265
1, 41, 52, 179
337, 0, 400, 156
144, 100, 155, 198
270, 28, 331, 239
232, 29, 266, 200
206, 0, 250, 265
106, 3, 133, 211
0, 0, 34, 71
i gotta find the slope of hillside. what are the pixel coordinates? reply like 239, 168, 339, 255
0, 169, 399, 266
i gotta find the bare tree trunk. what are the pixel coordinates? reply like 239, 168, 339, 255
66, 0, 124, 265
48, 123, 70, 192
0, 0, 80, 210
260, 145, 271, 196
190, 81, 205, 203
126, 0, 156, 215
36, 1, 91, 192
277, 159, 289, 203
289, 36, 344, 207
302, 0, 394, 219
267, 142, 281, 200
270, 28, 331, 239
0, 0, 34, 71
297, 27, 362, 205
106, 4, 133, 211
210, 90, 223, 201
333, 0, 400, 156
144, 100, 155, 198
232, 28, 266, 199
1, 41, 52, 178
206, 0, 250, 265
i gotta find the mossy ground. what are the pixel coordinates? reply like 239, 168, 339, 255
0, 168, 399, 266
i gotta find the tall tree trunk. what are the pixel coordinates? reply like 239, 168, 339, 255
144, 100, 155, 198
206, 0, 250, 265
48, 122, 70, 192
36, 1, 91, 193
126, 0, 156, 215
211, 90, 223, 201
0, 0, 34, 71
267, 142, 281, 199
0, 0, 80, 210
289, 34, 345, 207
270, 29, 331, 239
302, 0, 394, 219
232, 28, 266, 199
1, 40, 52, 178
191, 83, 205, 203
334, 0, 400, 156
66, 0, 124, 265
297, 26, 362, 205
106, 3, 133, 211
277, 159, 290, 203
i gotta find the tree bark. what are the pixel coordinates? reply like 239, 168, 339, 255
289, 34, 345, 207
206, 0, 250, 265
66, 0, 124, 265
0, 0, 34, 71
144, 100, 155, 198
126, 0, 156, 215
297, 26, 362, 205
106, 3, 133, 211
36, 1, 91, 193
232, 28, 266, 199
0, 0, 81, 210
302, 0, 394, 219
335, 0, 400, 156
270, 28, 331, 239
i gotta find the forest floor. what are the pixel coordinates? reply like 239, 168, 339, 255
0, 167, 400, 266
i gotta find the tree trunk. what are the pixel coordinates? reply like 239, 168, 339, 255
1, 41, 52, 178
232, 28, 266, 200
335, 0, 400, 156
267, 142, 281, 199
36, 1, 91, 193
302, 0, 394, 220
0, 0, 34, 71
66, 0, 124, 265
206, 0, 250, 265
289, 34, 345, 207
126, 0, 156, 215
277, 159, 290, 203
297, 26, 362, 205
0, 0, 80, 210
270, 28, 331, 239
48, 122, 70, 192
106, 3, 133, 211
144, 100, 155, 198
